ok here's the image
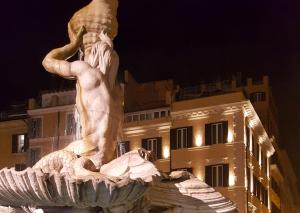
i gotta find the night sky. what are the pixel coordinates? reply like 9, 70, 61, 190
0, 1, 300, 178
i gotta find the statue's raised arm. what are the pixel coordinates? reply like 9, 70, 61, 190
42, 26, 86, 79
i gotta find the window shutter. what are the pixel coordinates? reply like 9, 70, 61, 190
205, 165, 212, 186
205, 124, 212, 145
246, 126, 250, 148
28, 119, 34, 139
124, 141, 130, 153
141, 139, 147, 150
187, 126, 193, 148
222, 121, 228, 144
156, 137, 162, 159
12, 135, 18, 153
223, 164, 229, 187
24, 134, 29, 151
170, 128, 177, 150
36, 118, 41, 138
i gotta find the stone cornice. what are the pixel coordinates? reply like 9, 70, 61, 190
27, 105, 75, 116
124, 122, 171, 135
0, 119, 27, 130
171, 102, 244, 120
171, 100, 275, 156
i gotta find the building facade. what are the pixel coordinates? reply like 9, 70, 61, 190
25, 72, 299, 212
0, 104, 28, 171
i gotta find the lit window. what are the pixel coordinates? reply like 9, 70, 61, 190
12, 134, 27, 153
142, 137, 162, 160
116, 141, 130, 157
177, 128, 187, 148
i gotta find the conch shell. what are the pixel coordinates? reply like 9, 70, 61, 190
68, 0, 118, 54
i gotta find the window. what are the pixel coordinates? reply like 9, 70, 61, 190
170, 126, 193, 150
30, 148, 41, 166
271, 178, 280, 196
205, 164, 229, 187
247, 167, 251, 191
252, 136, 259, 162
116, 141, 130, 157
12, 134, 28, 153
261, 186, 268, 206
253, 175, 260, 198
177, 128, 187, 148
253, 174, 269, 207
140, 114, 145, 121
261, 152, 268, 174
29, 118, 42, 138
66, 113, 76, 135
205, 121, 228, 145
246, 126, 250, 149
142, 137, 162, 160
133, 115, 139, 121
250, 92, 266, 102
15, 164, 26, 171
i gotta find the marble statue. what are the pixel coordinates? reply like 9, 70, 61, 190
0, 0, 237, 212
40, 0, 123, 174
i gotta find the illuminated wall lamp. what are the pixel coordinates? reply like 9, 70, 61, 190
227, 131, 234, 143
229, 174, 237, 186
196, 134, 202, 146
163, 147, 170, 159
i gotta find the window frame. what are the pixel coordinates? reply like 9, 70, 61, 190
177, 128, 188, 149
12, 133, 28, 154
29, 117, 43, 139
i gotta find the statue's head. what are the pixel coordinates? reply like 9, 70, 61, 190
86, 32, 113, 70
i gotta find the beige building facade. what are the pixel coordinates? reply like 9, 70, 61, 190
25, 72, 299, 212
0, 105, 28, 170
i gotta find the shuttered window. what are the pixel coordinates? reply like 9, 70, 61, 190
28, 118, 42, 139
141, 137, 162, 160
246, 126, 250, 149
205, 164, 229, 187
15, 164, 26, 171
30, 148, 41, 166
170, 126, 193, 150
205, 121, 228, 145
252, 136, 259, 162
116, 141, 130, 157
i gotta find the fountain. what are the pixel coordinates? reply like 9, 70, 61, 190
0, 1, 237, 212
